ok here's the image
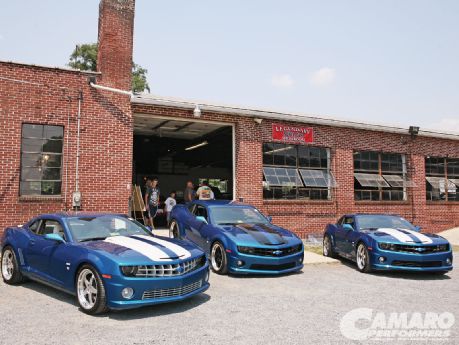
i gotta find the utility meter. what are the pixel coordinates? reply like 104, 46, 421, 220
72, 191, 82, 208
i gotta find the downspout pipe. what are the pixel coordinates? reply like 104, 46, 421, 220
75, 91, 83, 192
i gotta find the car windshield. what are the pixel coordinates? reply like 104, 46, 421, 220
211, 206, 269, 225
357, 215, 416, 231
66, 215, 151, 242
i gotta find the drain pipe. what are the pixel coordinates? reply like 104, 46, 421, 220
89, 82, 132, 96
75, 91, 83, 193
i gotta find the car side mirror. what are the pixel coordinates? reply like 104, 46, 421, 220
414, 225, 421, 232
196, 216, 208, 225
44, 233, 65, 243
342, 224, 354, 232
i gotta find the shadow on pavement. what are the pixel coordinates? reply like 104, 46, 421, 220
16, 280, 211, 319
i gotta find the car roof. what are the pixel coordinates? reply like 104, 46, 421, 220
35, 212, 125, 220
345, 213, 401, 218
193, 200, 253, 208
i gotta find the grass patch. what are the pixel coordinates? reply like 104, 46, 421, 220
303, 245, 323, 255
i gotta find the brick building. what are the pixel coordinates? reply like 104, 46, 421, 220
1, 0, 458, 237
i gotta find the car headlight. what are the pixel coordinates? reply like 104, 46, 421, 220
437, 244, 450, 252
237, 246, 255, 254
121, 266, 138, 277
379, 242, 396, 251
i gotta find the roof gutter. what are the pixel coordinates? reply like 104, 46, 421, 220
131, 96, 459, 141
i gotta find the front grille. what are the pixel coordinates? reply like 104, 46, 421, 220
132, 256, 204, 278
238, 244, 302, 257
142, 280, 203, 300
392, 260, 442, 268
250, 262, 296, 271
379, 243, 450, 254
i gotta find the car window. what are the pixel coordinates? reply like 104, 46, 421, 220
343, 216, 355, 228
194, 205, 208, 219
38, 219, 66, 240
187, 204, 196, 213
28, 220, 41, 233
336, 216, 344, 225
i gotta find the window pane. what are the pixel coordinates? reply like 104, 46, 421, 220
44, 125, 63, 139
43, 139, 63, 153
273, 143, 286, 165
42, 168, 61, 181
41, 181, 61, 195
284, 145, 297, 166
21, 153, 42, 168
22, 124, 43, 138
20, 181, 42, 195
447, 158, 459, 178
22, 138, 45, 152
21, 167, 42, 181
263, 143, 274, 165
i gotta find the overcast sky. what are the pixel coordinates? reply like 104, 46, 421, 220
1, 0, 458, 133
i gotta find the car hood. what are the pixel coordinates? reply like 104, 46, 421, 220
78, 234, 203, 264
366, 228, 449, 245
217, 223, 301, 247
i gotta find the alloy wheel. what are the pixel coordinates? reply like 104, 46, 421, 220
323, 236, 330, 256
1, 249, 14, 280
211, 243, 224, 271
77, 268, 98, 310
357, 245, 366, 270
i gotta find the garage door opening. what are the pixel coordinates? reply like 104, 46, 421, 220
133, 115, 234, 213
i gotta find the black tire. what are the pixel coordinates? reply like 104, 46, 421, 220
323, 235, 337, 258
1, 246, 25, 285
169, 220, 181, 239
356, 243, 372, 273
75, 264, 108, 315
210, 241, 228, 275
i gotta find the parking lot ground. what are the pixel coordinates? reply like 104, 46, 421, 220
1, 257, 458, 345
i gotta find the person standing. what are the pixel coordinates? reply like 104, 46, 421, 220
165, 191, 177, 227
196, 180, 214, 200
145, 178, 160, 229
184, 181, 196, 203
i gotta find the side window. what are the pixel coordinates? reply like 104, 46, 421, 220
38, 219, 66, 240
194, 205, 208, 220
28, 220, 41, 233
343, 216, 355, 228
337, 216, 344, 225
187, 204, 196, 214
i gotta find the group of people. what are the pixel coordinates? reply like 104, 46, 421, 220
144, 178, 215, 228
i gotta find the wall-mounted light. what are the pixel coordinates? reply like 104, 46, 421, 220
254, 118, 263, 124
193, 104, 202, 118
409, 126, 420, 139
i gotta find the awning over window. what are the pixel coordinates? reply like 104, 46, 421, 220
382, 174, 415, 188
263, 167, 303, 187
449, 178, 459, 187
354, 173, 390, 188
299, 169, 337, 187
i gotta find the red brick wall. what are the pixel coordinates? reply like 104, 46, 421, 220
132, 103, 459, 237
0, 62, 133, 233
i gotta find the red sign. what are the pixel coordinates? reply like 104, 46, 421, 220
272, 124, 314, 143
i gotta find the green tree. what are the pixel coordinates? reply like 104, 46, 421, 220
68, 43, 150, 93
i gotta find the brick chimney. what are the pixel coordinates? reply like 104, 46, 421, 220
97, 0, 135, 91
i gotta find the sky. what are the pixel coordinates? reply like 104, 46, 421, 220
1, 0, 459, 133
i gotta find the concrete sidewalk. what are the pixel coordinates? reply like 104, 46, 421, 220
152, 229, 338, 264
438, 227, 459, 246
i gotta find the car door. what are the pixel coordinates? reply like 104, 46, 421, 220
188, 205, 209, 248
334, 216, 356, 256
24, 218, 68, 286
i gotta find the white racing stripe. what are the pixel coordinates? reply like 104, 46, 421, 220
376, 228, 416, 243
135, 235, 192, 259
398, 228, 433, 244
104, 236, 173, 261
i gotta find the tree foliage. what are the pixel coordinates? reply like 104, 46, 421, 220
68, 43, 150, 93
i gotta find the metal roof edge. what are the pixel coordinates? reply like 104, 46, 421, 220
131, 95, 459, 141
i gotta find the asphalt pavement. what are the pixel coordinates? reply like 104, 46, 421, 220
0, 257, 458, 345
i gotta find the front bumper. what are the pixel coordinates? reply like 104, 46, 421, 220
227, 251, 304, 275
370, 249, 453, 272
103, 263, 210, 309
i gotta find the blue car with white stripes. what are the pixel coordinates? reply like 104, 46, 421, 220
323, 214, 453, 274
1, 213, 209, 314
169, 200, 304, 275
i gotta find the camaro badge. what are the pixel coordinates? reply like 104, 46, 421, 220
273, 250, 283, 256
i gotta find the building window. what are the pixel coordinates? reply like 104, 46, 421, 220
425, 157, 459, 201
20, 124, 64, 196
354, 151, 411, 201
262, 143, 335, 200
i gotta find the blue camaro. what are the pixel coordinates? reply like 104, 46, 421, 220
1, 213, 210, 314
323, 214, 453, 274
169, 200, 304, 275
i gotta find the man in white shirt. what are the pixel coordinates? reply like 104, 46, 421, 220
196, 181, 214, 200
165, 191, 177, 226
